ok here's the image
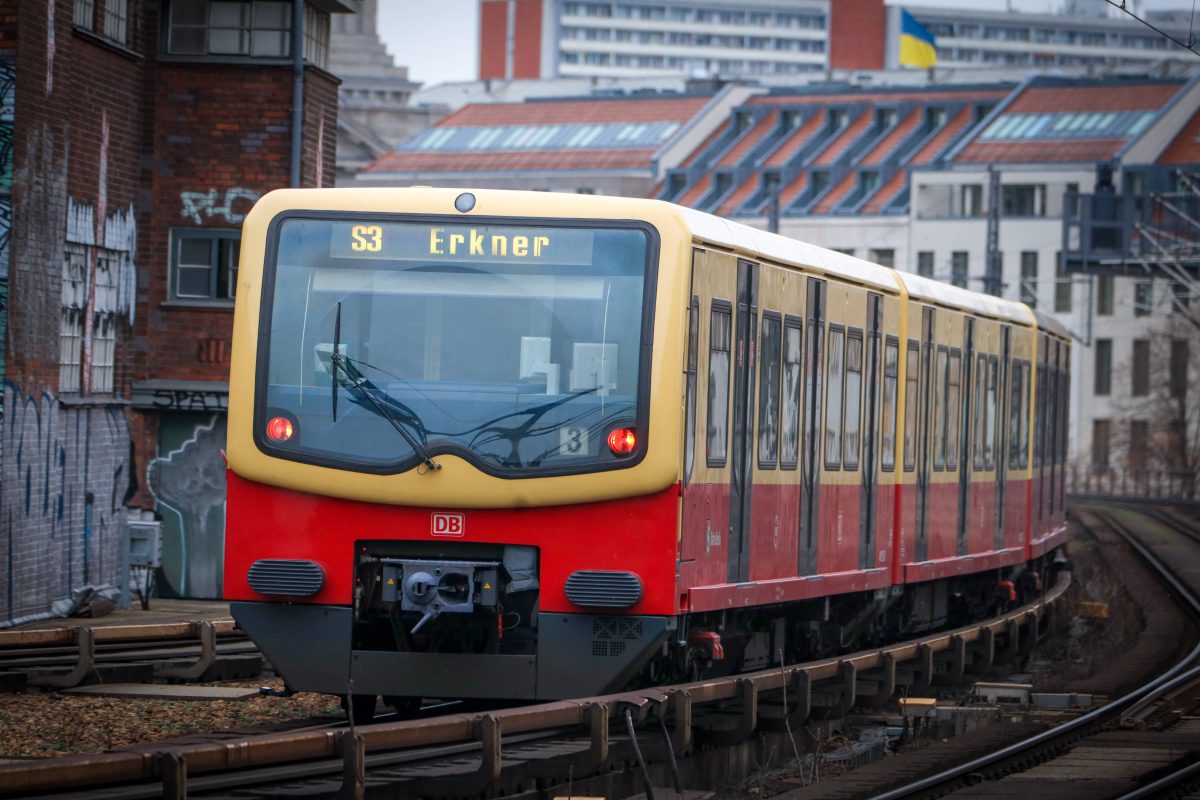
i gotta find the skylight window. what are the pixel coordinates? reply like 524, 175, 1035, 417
976, 107, 1161, 143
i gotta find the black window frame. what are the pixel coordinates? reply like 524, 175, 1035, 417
946, 347, 961, 470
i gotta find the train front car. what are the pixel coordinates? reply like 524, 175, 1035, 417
224, 189, 690, 710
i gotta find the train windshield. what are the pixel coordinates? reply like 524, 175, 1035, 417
257, 215, 654, 476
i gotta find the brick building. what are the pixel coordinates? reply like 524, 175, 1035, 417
0, 0, 349, 622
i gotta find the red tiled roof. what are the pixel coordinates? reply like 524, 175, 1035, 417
1158, 108, 1200, 164
956, 139, 1127, 163
717, 110, 779, 168
813, 110, 872, 167
682, 119, 730, 168
860, 170, 907, 214
862, 108, 922, 167
676, 176, 712, 208
812, 171, 857, 214
715, 176, 758, 216
763, 110, 825, 169
1007, 83, 1180, 114
748, 89, 1008, 107
778, 171, 809, 208
365, 149, 656, 173
441, 96, 711, 127
913, 106, 974, 165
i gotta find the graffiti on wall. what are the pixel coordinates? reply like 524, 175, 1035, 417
147, 416, 227, 599
180, 188, 261, 225
0, 57, 12, 424
0, 383, 130, 623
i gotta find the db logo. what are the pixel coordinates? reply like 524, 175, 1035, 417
431, 513, 465, 537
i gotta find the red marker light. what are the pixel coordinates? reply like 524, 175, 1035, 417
607, 427, 637, 456
266, 416, 294, 442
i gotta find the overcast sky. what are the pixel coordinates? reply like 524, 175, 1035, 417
377, 0, 1190, 88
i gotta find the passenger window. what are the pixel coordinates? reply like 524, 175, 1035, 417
844, 331, 863, 469
758, 312, 782, 468
707, 304, 732, 466
947, 351, 961, 470
973, 353, 987, 470
684, 297, 699, 485
1008, 359, 1025, 470
904, 341, 919, 471
825, 326, 845, 468
933, 346, 948, 469
985, 355, 998, 469
780, 318, 802, 469
882, 338, 899, 471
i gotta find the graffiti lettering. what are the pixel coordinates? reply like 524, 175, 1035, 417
149, 390, 228, 412
180, 187, 260, 225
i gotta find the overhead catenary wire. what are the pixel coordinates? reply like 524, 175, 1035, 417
1105, 0, 1200, 58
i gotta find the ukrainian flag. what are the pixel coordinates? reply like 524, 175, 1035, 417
899, 9, 937, 69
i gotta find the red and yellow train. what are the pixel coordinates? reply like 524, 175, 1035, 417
223, 188, 1070, 715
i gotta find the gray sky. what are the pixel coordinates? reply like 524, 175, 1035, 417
377, 0, 1188, 88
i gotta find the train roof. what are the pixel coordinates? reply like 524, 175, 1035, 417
674, 203, 1035, 327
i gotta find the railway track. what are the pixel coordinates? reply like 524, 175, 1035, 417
0, 574, 1069, 799
0, 620, 262, 691
836, 501, 1200, 800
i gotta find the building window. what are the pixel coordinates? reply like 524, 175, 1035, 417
1097, 275, 1114, 315
60, 245, 88, 393
1001, 184, 1046, 217
167, 0, 298, 59
105, 0, 129, 44
960, 184, 983, 217
1130, 419, 1149, 468
171, 229, 240, 302
1170, 338, 1189, 399
1094, 337, 1112, 396
1132, 339, 1150, 397
1055, 278, 1072, 312
74, 0, 95, 29
951, 251, 968, 288
1092, 418, 1110, 469
1172, 281, 1191, 313
1020, 250, 1038, 307
917, 251, 934, 277
869, 248, 895, 268
303, 5, 330, 68
1135, 281, 1153, 316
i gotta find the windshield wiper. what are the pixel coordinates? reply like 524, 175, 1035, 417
329, 304, 440, 472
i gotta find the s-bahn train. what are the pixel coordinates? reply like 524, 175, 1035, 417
224, 188, 1070, 715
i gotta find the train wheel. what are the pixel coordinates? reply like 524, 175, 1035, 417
341, 693, 378, 723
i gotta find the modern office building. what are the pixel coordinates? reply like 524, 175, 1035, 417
477, 0, 1198, 81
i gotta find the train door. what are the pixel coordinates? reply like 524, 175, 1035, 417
727, 260, 759, 583
799, 278, 825, 575
680, 248, 738, 590
914, 305, 934, 563
859, 294, 882, 570
994, 327, 1011, 551
956, 318, 974, 557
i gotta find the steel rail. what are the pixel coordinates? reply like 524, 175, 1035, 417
867, 503, 1200, 800
0, 576, 1068, 797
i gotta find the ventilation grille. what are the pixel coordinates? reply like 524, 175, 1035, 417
590, 616, 644, 657
247, 559, 325, 597
566, 571, 642, 609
